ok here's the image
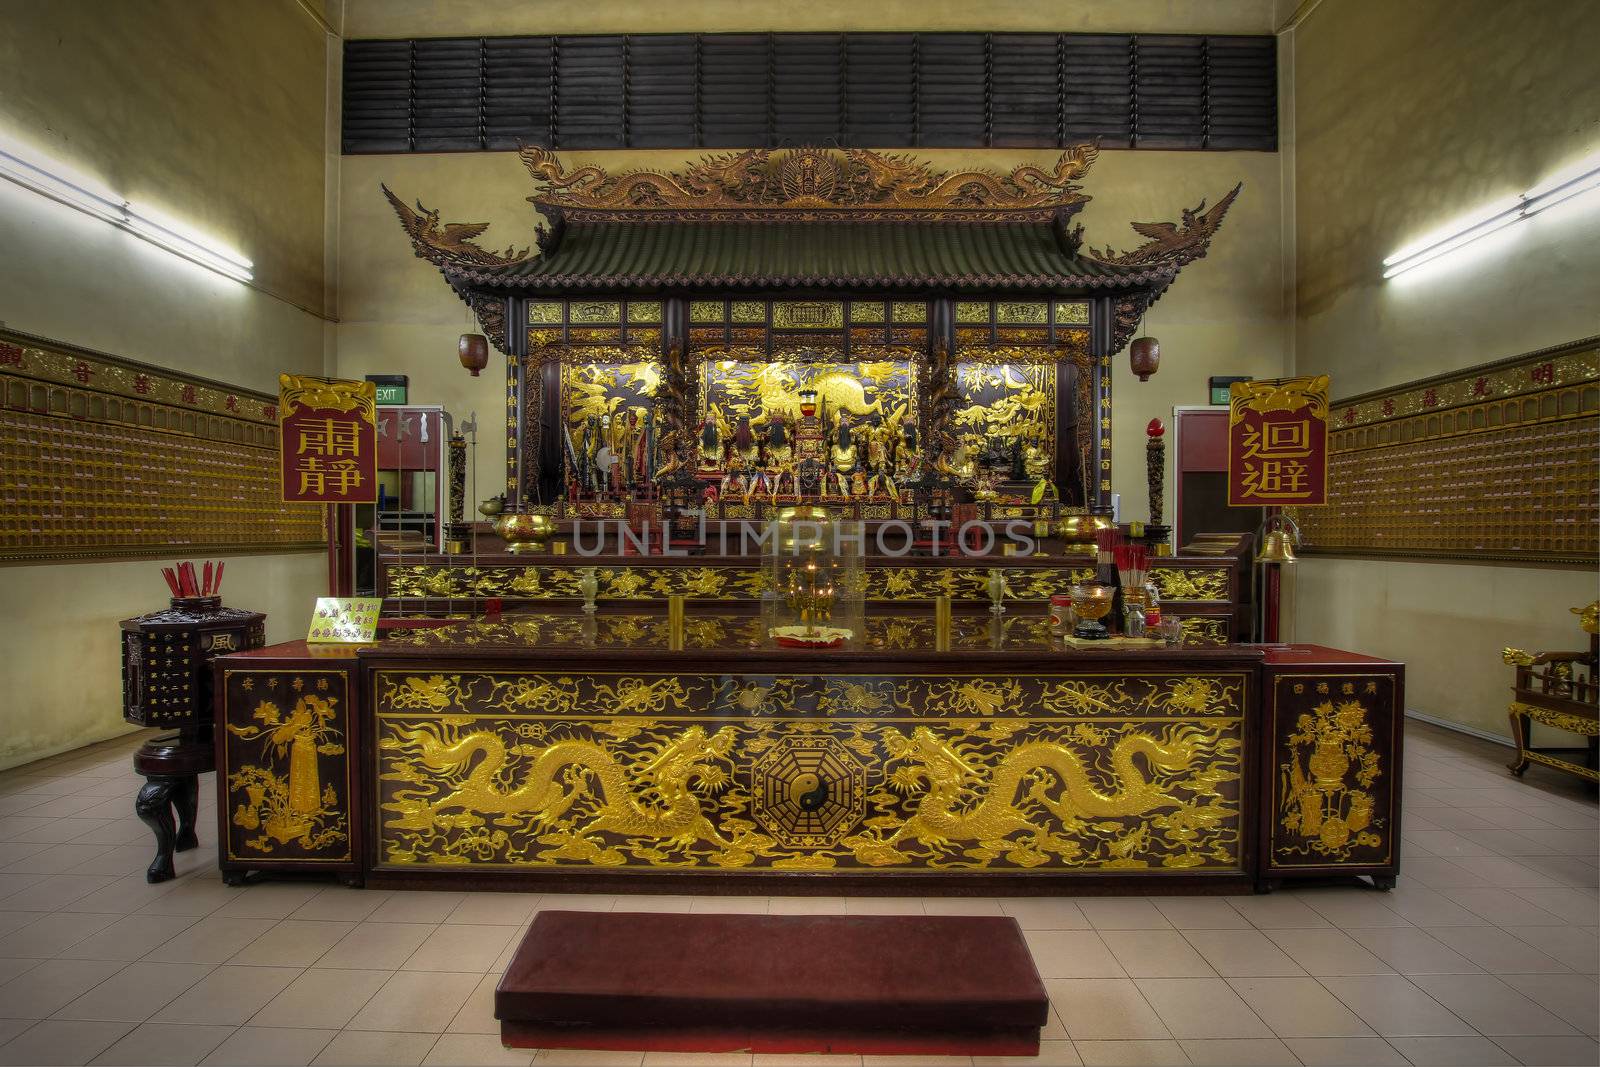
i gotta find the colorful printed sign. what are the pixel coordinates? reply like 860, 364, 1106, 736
306, 597, 381, 643
1228, 376, 1330, 507
279, 375, 378, 503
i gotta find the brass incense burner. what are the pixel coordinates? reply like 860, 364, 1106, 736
493, 511, 555, 554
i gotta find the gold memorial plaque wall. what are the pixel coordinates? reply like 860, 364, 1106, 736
374, 668, 1247, 874
0, 331, 325, 563
1295, 338, 1598, 564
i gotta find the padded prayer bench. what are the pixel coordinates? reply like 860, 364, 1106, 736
495, 910, 1050, 1056
1503, 601, 1599, 785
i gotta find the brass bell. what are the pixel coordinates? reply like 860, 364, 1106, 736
1257, 528, 1297, 564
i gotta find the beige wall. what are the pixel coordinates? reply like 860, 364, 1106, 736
340, 148, 1287, 518
346, 0, 1276, 37
1288, 0, 1600, 737
0, 0, 333, 768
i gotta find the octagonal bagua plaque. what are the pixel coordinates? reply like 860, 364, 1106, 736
750, 735, 867, 847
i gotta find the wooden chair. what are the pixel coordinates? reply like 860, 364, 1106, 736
1503, 602, 1599, 785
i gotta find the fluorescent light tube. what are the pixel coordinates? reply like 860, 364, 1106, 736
1384, 150, 1600, 279
0, 136, 252, 282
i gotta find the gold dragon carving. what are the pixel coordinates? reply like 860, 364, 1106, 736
517, 144, 1101, 220
373, 669, 1245, 872
844, 723, 1237, 869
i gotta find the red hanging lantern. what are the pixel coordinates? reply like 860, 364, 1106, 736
1129, 336, 1160, 381
458, 333, 489, 376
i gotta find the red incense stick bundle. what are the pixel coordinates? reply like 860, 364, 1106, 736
214, 561, 225, 595
161, 566, 181, 597
179, 562, 197, 596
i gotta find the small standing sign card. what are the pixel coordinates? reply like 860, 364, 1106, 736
307, 597, 381, 643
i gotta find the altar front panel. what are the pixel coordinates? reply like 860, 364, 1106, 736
371, 668, 1249, 876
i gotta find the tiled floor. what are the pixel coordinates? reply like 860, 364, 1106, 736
0, 722, 1594, 1067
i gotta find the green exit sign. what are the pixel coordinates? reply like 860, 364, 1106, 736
367, 375, 408, 406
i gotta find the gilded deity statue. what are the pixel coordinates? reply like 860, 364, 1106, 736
698, 405, 726, 472
830, 412, 857, 497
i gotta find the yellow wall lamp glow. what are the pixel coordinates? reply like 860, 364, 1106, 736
1382, 149, 1600, 279
0, 139, 253, 283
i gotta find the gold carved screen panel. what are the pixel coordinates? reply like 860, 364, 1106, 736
700, 359, 918, 431
954, 363, 1058, 478
1295, 339, 1598, 563
0, 331, 324, 563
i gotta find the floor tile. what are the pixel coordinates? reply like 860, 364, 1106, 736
251, 968, 391, 1030
1176, 1037, 1297, 1065
424, 1034, 534, 1065
1225, 976, 1374, 1038
643, 1054, 755, 1065
1182, 929, 1304, 977
518, 895, 611, 915
313, 923, 436, 970
1497, 972, 1600, 1035
1000, 898, 1090, 930
1296, 890, 1413, 928
609, 895, 695, 913
1407, 973, 1580, 1036
1284, 1036, 1409, 1065
1071, 1039, 1188, 1066
1136, 978, 1272, 1039
1225, 895, 1332, 930
231, 921, 358, 968
1046, 978, 1170, 1040
1078, 900, 1172, 930
402, 924, 518, 972
58, 913, 198, 961
88, 1022, 234, 1065
212, 885, 323, 921
146, 915, 278, 965
444, 893, 538, 926
444, 973, 499, 1034
0, 910, 118, 957
1441, 888, 1569, 927
1148, 899, 1251, 930
1100, 931, 1215, 978
0, 1019, 134, 1065
1383, 1035, 1517, 1065
1319, 975, 1474, 1037
1489, 1034, 1600, 1066
346, 970, 481, 1032
1344, 926, 1481, 974
1426, 925, 1573, 973
154, 965, 303, 1025
840, 897, 924, 914
0, 957, 126, 1018
366, 892, 467, 924
1263, 928, 1396, 975
200, 1025, 337, 1066
916, 897, 1004, 916
1509, 887, 1600, 925
311, 1030, 436, 1066
1026, 930, 1125, 978
290, 889, 390, 923
53, 960, 214, 1022
755, 1055, 869, 1066
766, 896, 848, 914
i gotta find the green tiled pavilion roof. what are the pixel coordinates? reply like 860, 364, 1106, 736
442, 220, 1178, 293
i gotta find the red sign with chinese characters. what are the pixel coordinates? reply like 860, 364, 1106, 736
1227, 375, 1330, 507
278, 375, 378, 503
